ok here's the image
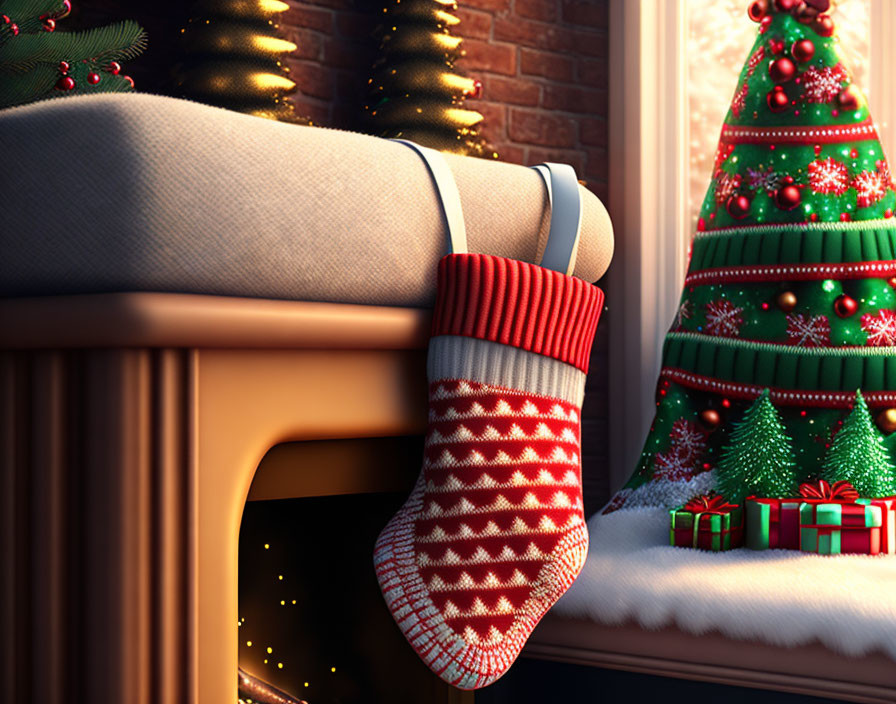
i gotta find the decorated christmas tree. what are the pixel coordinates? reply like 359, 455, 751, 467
0, 0, 145, 109
717, 389, 798, 503
364, 0, 495, 157
605, 0, 896, 514
173, 0, 309, 124
822, 390, 896, 496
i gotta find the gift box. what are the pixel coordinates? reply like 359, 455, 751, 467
867, 496, 896, 555
745, 497, 801, 550
797, 480, 883, 555
670, 495, 743, 551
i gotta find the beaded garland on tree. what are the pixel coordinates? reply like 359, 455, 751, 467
605, 0, 896, 514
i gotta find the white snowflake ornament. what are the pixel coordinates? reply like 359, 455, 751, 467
786, 313, 831, 347
861, 309, 896, 346
705, 299, 744, 337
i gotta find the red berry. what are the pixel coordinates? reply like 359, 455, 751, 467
767, 88, 790, 112
55, 75, 75, 91
886, 209, 894, 219
775, 0, 799, 10
58, 61, 70, 73
840, 212, 851, 222
792, 39, 815, 62
768, 38, 784, 55
10, 23, 18, 35
87, 72, 100, 85
806, 0, 830, 10
769, 57, 796, 82
1, 15, 8, 23
107, 61, 121, 75
810, 212, 819, 222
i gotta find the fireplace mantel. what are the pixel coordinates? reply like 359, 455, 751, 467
0, 292, 450, 704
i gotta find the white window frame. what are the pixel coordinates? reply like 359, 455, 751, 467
606, 0, 896, 493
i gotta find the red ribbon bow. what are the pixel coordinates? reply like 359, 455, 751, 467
684, 494, 738, 514
798, 479, 859, 502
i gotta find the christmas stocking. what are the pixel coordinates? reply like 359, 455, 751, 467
374, 141, 604, 689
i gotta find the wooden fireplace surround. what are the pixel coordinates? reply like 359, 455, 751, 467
0, 291, 448, 704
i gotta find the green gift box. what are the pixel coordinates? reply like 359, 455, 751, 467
670, 501, 744, 551
799, 501, 883, 555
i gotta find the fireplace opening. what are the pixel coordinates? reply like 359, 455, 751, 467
238, 435, 468, 703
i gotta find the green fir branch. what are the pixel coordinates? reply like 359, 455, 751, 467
0, 21, 146, 72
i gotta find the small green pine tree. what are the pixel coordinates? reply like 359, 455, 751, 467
822, 390, 896, 497
0, 0, 145, 110
717, 389, 798, 504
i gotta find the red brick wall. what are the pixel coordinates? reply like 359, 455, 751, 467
456, 0, 608, 200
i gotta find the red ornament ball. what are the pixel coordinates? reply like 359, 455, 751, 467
775, 185, 801, 210
887, 276, 896, 288
107, 61, 121, 75
886, 210, 894, 219
123, 75, 134, 88
792, 39, 815, 62
838, 87, 859, 111
769, 57, 796, 83
58, 61, 70, 73
747, 0, 768, 21
87, 72, 100, 85
699, 409, 721, 431
774, 0, 799, 10
813, 14, 835, 37
55, 75, 75, 91
834, 294, 858, 318
42, 18, 55, 31
726, 195, 751, 219
767, 87, 790, 112
60, 0, 71, 17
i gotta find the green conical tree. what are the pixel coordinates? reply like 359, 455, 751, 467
604, 2, 896, 515
717, 389, 798, 504
364, 0, 495, 157
0, 0, 145, 109
822, 390, 896, 497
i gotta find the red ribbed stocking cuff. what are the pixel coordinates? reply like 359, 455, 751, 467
431, 253, 605, 373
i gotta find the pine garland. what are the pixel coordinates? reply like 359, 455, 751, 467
0, 0, 145, 109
